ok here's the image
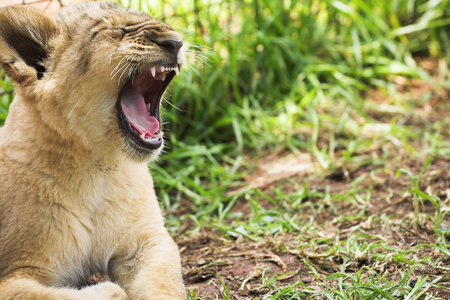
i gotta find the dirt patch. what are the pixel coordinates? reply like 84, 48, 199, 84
177, 155, 450, 299
177, 75, 450, 298
180, 234, 306, 299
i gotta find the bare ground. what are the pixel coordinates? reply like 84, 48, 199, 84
177, 158, 450, 299
176, 76, 450, 299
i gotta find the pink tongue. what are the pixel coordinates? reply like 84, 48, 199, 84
120, 88, 159, 136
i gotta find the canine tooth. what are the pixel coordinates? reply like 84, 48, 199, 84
140, 133, 145, 139
150, 67, 156, 77
146, 103, 151, 111
175, 66, 179, 76
161, 73, 166, 81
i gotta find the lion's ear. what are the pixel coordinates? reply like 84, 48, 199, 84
0, 5, 59, 84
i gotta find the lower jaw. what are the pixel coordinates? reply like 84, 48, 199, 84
124, 138, 164, 162
124, 125, 163, 151
117, 106, 163, 151
129, 132, 163, 150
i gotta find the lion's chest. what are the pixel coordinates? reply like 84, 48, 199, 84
46, 164, 155, 287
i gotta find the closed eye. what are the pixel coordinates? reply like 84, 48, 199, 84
103, 29, 125, 43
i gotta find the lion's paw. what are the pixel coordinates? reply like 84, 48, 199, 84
80, 282, 128, 300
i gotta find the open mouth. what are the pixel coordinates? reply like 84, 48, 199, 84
117, 64, 180, 150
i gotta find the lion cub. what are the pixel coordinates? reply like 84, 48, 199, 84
0, 2, 186, 299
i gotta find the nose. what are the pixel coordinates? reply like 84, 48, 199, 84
158, 39, 183, 56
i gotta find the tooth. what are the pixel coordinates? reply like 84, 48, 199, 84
160, 66, 165, 72
161, 73, 166, 81
175, 66, 179, 76
150, 67, 156, 77
140, 133, 145, 139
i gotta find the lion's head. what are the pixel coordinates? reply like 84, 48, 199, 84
0, 2, 184, 161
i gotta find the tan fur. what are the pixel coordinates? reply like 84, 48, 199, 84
0, 2, 186, 299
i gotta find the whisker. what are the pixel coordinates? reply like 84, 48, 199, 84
118, 61, 133, 84
188, 43, 211, 51
185, 49, 209, 55
128, 61, 136, 79
128, 61, 140, 84
111, 55, 131, 78
103, 32, 120, 44
126, 55, 137, 78
103, 44, 120, 50
66, 98, 82, 121
185, 52, 213, 66
162, 96, 186, 112
185, 48, 215, 62
106, 49, 120, 64
130, 56, 143, 84
111, 60, 130, 80
184, 63, 202, 77
111, 61, 124, 76
112, 55, 130, 74
83, 106, 94, 122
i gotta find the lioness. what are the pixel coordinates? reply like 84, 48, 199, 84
0, 2, 186, 299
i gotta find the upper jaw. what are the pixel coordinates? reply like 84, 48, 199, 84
149, 64, 181, 81
126, 62, 183, 90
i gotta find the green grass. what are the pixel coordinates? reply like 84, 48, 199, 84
0, 69, 13, 126
1, 0, 450, 299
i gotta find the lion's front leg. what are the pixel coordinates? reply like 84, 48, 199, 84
110, 227, 186, 300
0, 272, 128, 300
